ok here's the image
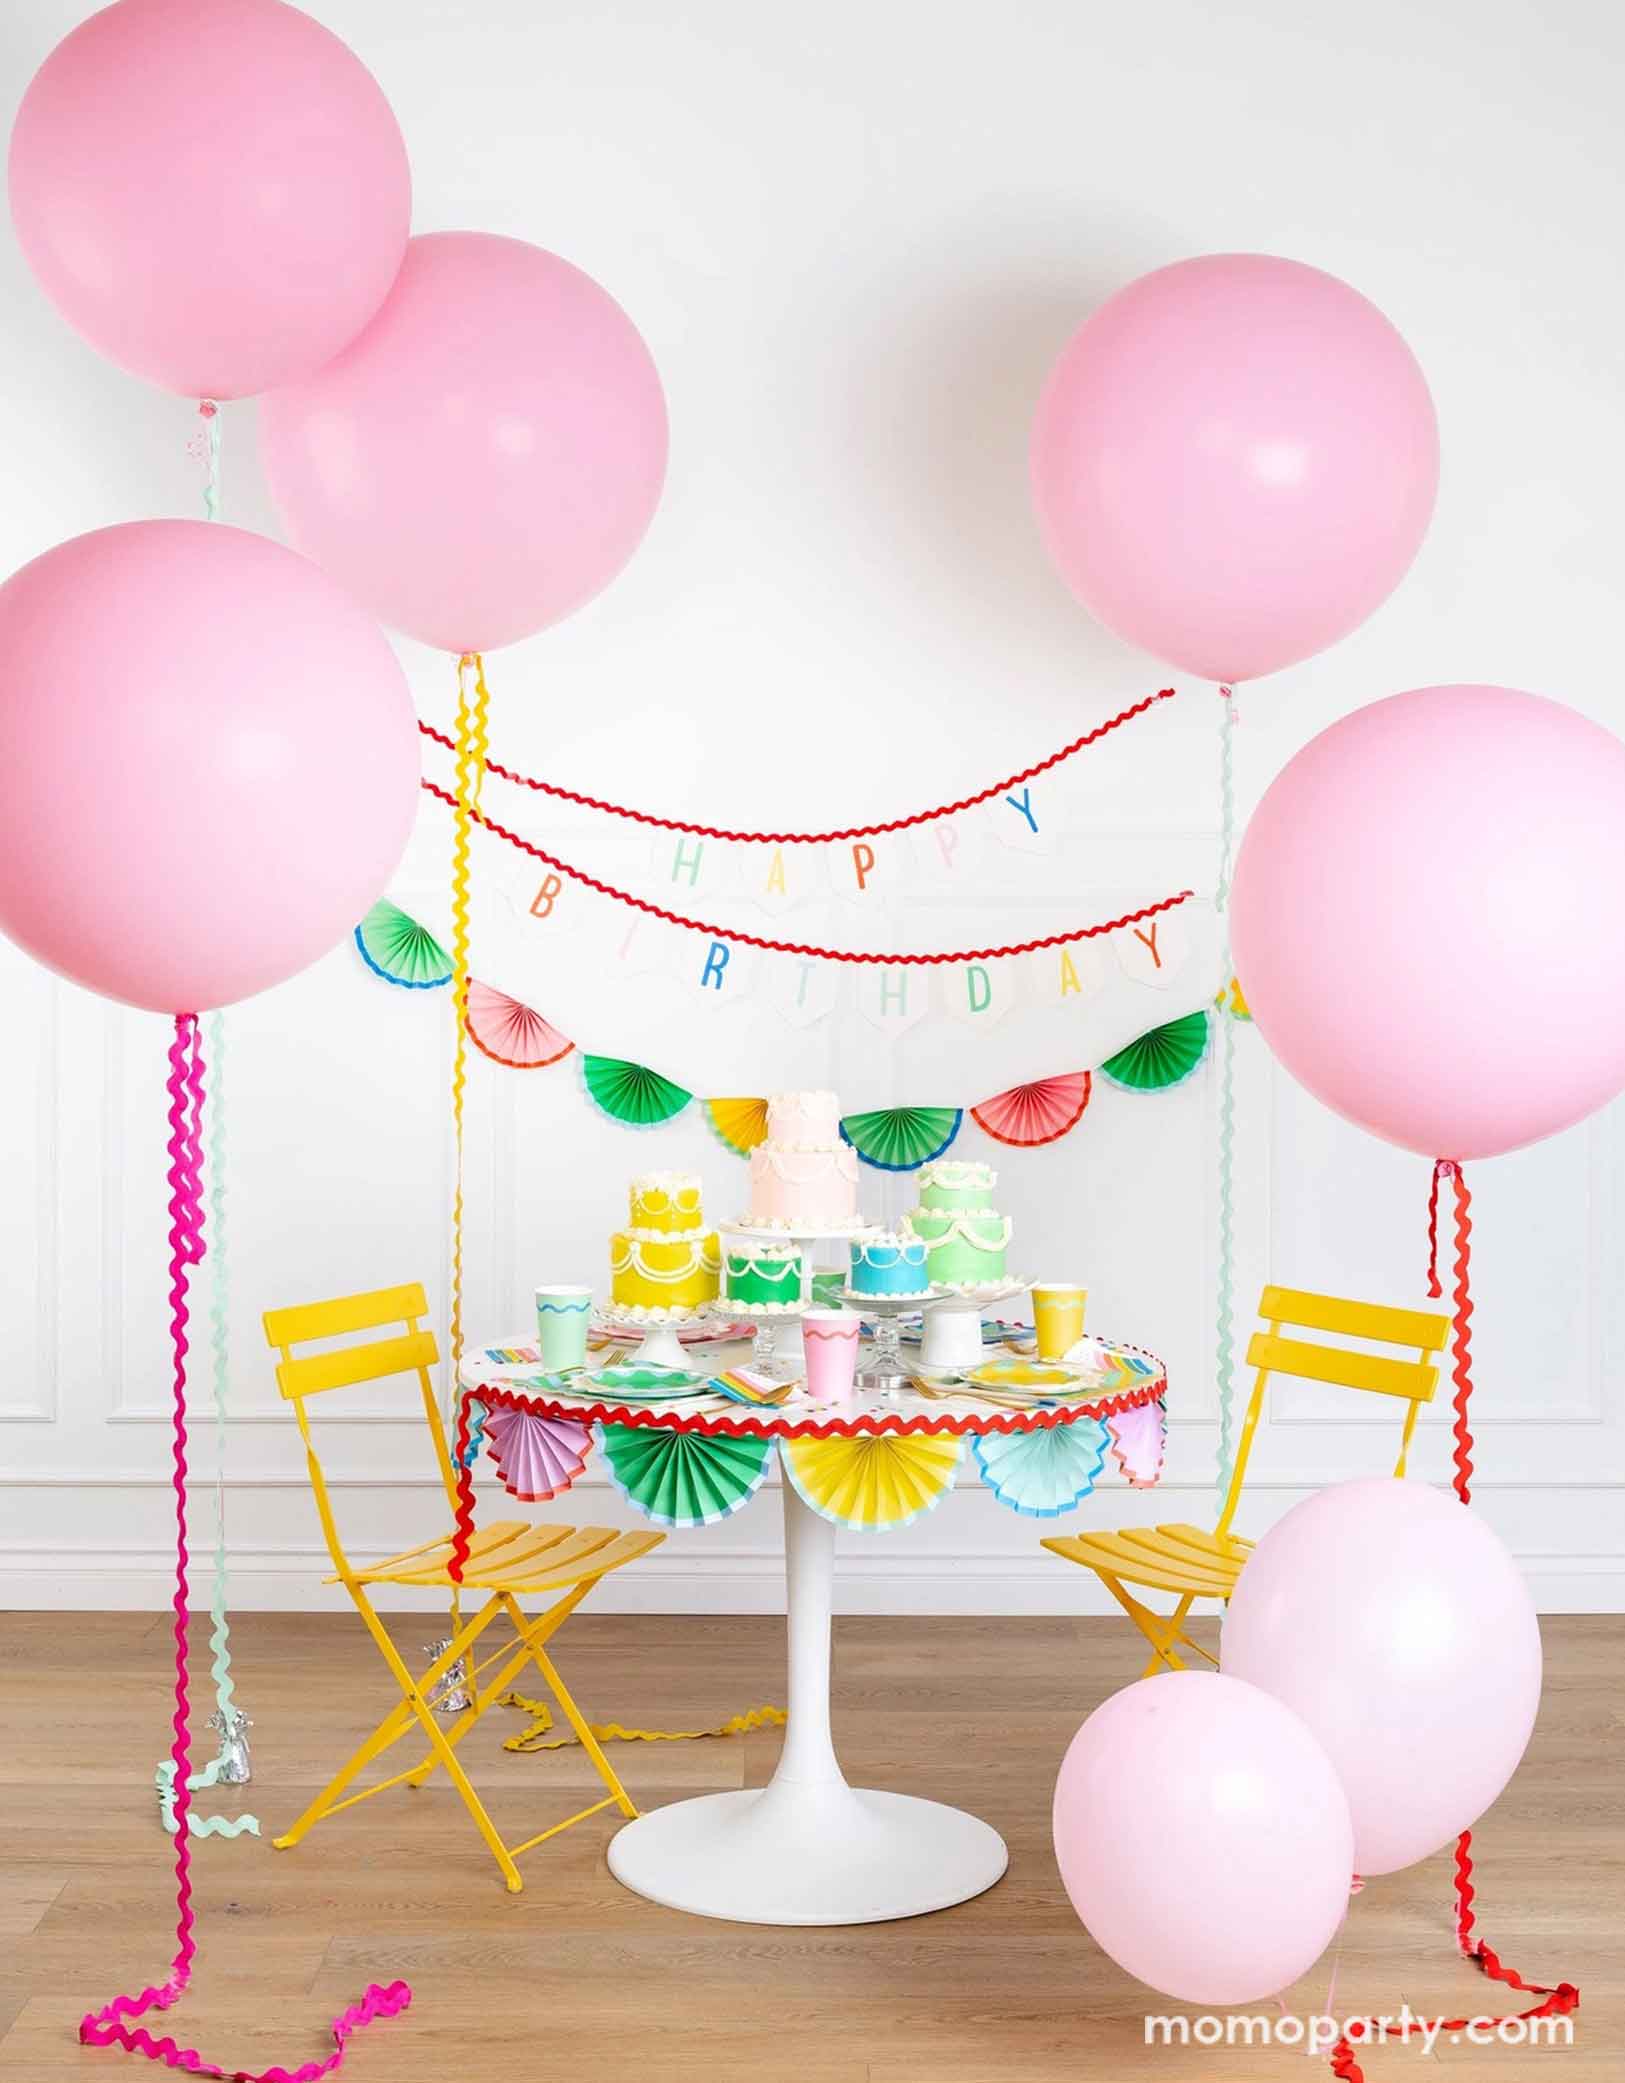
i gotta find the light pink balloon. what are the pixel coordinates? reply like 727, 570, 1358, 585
1053, 1671, 1353, 2004
9, 0, 411, 400
1230, 685, 1625, 1160
1030, 255, 1438, 683
1222, 1479, 1542, 1877
260, 231, 669, 655
0, 521, 419, 1013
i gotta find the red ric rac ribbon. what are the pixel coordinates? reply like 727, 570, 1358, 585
1325, 1164, 1580, 2080
78, 1016, 412, 2079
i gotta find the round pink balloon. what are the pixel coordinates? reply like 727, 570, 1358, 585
0, 521, 419, 1013
1030, 255, 1438, 683
9, 0, 410, 400
1223, 1479, 1541, 1877
1053, 1671, 1353, 2004
260, 231, 669, 655
1230, 685, 1625, 1160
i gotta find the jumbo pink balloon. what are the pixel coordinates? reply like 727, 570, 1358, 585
1223, 1480, 1541, 1876
1053, 1672, 1353, 2004
9, 0, 410, 400
0, 521, 419, 1013
1031, 255, 1438, 683
261, 232, 669, 654
1230, 685, 1625, 1160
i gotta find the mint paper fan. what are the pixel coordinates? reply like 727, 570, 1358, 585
465, 979, 574, 1069
581, 1054, 692, 1129
1098, 1011, 1211, 1093
972, 1419, 1107, 1518
704, 1096, 770, 1157
354, 899, 453, 989
596, 1423, 773, 1528
970, 1073, 1092, 1148
840, 1106, 962, 1171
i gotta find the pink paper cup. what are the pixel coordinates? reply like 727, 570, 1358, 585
802, 1309, 861, 1405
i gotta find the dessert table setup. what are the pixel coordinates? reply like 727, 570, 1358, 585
453, 1090, 1167, 1924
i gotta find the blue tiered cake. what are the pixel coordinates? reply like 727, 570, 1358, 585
848, 1228, 932, 1298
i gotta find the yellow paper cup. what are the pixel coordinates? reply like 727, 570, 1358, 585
1031, 1283, 1087, 1359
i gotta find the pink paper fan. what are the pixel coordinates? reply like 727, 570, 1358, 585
1105, 1397, 1166, 1488
971, 1072, 1092, 1148
485, 1407, 593, 1501
465, 979, 574, 1069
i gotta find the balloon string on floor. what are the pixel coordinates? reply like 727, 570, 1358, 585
1324, 1162, 1578, 2083
82, 1018, 412, 2078
418, 683, 1177, 842
419, 777, 1195, 963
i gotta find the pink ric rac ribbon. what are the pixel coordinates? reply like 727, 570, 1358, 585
79, 1015, 412, 2078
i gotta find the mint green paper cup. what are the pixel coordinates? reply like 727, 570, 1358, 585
535, 1285, 592, 1370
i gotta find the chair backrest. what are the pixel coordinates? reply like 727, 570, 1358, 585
1217, 1284, 1450, 1538
263, 1282, 454, 1579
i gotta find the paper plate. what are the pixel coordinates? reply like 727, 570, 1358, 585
597, 1423, 775, 1528
484, 1406, 593, 1501
704, 1096, 771, 1157
781, 1432, 965, 1532
586, 1364, 711, 1402
465, 979, 574, 1068
964, 1358, 1079, 1391
970, 1072, 1092, 1148
839, 1106, 962, 1171
1105, 1396, 1168, 1487
1098, 1011, 1211, 1093
580, 1054, 693, 1128
354, 899, 453, 989
972, 1419, 1108, 1518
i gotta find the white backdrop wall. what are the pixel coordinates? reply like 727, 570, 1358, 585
3, 0, 1622, 1612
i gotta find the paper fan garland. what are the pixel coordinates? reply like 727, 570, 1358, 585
970, 1073, 1092, 1148
781, 1432, 964, 1531
465, 980, 574, 1069
354, 899, 453, 989
839, 1106, 962, 1171
1105, 1396, 1168, 1488
485, 1407, 593, 1502
972, 1419, 1108, 1518
597, 1423, 774, 1528
704, 1096, 770, 1157
580, 1054, 693, 1129
1098, 1011, 1211, 1093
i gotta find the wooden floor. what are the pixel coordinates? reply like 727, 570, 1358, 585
0, 1610, 1616, 2081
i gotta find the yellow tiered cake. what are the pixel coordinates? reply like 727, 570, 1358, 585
609, 1171, 721, 1315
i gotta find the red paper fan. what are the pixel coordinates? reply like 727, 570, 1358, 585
465, 979, 574, 1069
970, 1072, 1092, 1148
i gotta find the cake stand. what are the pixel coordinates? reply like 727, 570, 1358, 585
838, 1287, 944, 1393
721, 1221, 881, 1365
595, 1302, 721, 1372
707, 1296, 809, 1382
917, 1279, 1030, 1373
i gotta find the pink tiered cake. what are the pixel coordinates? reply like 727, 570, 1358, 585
747, 1090, 861, 1230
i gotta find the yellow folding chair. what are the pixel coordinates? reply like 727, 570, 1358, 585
264, 1282, 664, 1891
1043, 1285, 1450, 1676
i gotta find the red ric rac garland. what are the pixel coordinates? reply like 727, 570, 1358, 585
1327, 1161, 1578, 2082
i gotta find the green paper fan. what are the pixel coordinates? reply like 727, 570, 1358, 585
597, 1423, 773, 1528
1098, 1010, 1211, 1093
354, 899, 453, 989
580, 1054, 693, 1129
839, 1106, 962, 1171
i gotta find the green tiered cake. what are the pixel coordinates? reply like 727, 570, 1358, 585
906, 1159, 1012, 1287
720, 1238, 806, 1311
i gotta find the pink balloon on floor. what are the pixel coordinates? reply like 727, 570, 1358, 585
1222, 1479, 1542, 1877
1053, 1671, 1353, 2004
1030, 255, 1438, 683
9, 0, 410, 399
260, 231, 669, 655
1230, 684, 1625, 1159
0, 521, 420, 1013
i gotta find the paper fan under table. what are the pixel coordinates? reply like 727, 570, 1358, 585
464, 980, 573, 1068
781, 1432, 965, 1531
704, 1097, 770, 1157
970, 1073, 1092, 1148
484, 1407, 593, 1502
1105, 1397, 1167, 1488
597, 1423, 774, 1528
972, 1419, 1107, 1518
839, 1106, 962, 1171
1098, 1011, 1211, 1093
581, 1054, 693, 1129
354, 899, 453, 989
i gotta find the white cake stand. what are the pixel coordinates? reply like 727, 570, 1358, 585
595, 1302, 719, 1372
707, 1295, 808, 1381
916, 1279, 1030, 1373
839, 1287, 944, 1392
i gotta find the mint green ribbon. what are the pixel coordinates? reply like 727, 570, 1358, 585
1214, 691, 1239, 1504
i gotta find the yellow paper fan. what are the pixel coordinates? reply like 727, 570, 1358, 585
704, 1096, 771, 1157
780, 1432, 965, 1531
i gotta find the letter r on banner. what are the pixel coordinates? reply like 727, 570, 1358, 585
700, 940, 730, 990
529, 873, 563, 918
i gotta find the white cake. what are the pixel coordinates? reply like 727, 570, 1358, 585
747, 1089, 861, 1230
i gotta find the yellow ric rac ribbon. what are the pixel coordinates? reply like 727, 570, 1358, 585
448, 652, 492, 1376
497, 1693, 786, 1753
